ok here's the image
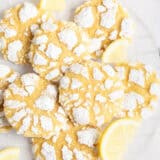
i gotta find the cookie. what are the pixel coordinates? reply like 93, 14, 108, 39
74, 0, 133, 58
115, 63, 160, 119
32, 122, 100, 160
59, 61, 125, 128
29, 20, 91, 82
0, 2, 51, 64
59, 62, 160, 128
3, 73, 69, 138
0, 64, 19, 132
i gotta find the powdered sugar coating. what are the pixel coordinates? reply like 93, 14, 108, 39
72, 107, 89, 125
41, 142, 56, 160
45, 43, 62, 60
77, 128, 99, 147
115, 63, 160, 119
74, 0, 132, 58
32, 35, 48, 45
0, 2, 49, 64
60, 62, 160, 128
0, 65, 19, 132
62, 145, 73, 160
41, 19, 58, 32
19, 2, 38, 22
0, 24, 17, 38
32, 123, 100, 160
74, 7, 95, 28
30, 21, 91, 82
0, 38, 6, 50
4, 73, 68, 138
59, 61, 125, 127
123, 92, 144, 110
100, 10, 116, 29
150, 83, 160, 97
120, 18, 133, 38
109, 30, 118, 40
129, 69, 145, 87
7, 40, 23, 63
58, 28, 78, 50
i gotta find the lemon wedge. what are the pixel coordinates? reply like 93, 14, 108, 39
99, 119, 140, 160
0, 128, 11, 133
39, 0, 66, 11
0, 147, 20, 160
102, 39, 130, 63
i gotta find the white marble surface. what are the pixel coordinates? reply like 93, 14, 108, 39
0, 0, 160, 160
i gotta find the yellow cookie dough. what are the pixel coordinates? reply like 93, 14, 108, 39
59, 62, 160, 128
59, 61, 125, 128
0, 2, 51, 64
0, 64, 19, 132
32, 122, 100, 160
29, 20, 91, 82
115, 63, 160, 119
3, 73, 69, 138
74, 0, 133, 58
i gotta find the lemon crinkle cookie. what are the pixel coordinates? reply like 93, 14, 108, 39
3, 73, 68, 138
59, 61, 125, 127
59, 62, 160, 128
32, 122, 100, 160
29, 20, 91, 82
115, 63, 160, 119
0, 64, 19, 132
0, 2, 51, 64
74, 0, 133, 58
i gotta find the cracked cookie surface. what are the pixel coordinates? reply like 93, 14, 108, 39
3, 73, 69, 138
115, 63, 160, 119
32, 122, 100, 160
74, 0, 133, 58
0, 2, 50, 64
59, 61, 125, 128
29, 20, 91, 82
59, 62, 160, 128
0, 64, 19, 132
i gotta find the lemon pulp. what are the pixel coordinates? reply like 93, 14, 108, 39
99, 119, 140, 160
39, 0, 66, 11
0, 147, 20, 160
102, 39, 130, 63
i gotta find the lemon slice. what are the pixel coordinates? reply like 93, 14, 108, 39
0, 128, 11, 133
39, 0, 66, 11
102, 39, 130, 63
0, 147, 20, 160
99, 119, 140, 160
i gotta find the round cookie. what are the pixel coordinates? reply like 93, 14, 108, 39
59, 62, 160, 128
32, 122, 100, 160
59, 61, 125, 128
3, 73, 69, 138
0, 2, 51, 64
0, 64, 19, 132
115, 63, 160, 119
29, 20, 91, 82
74, 0, 133, 58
